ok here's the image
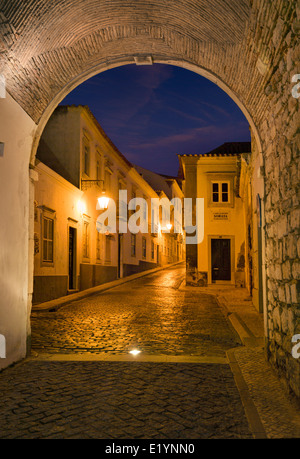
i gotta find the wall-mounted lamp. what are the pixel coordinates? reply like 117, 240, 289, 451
97, 190, 109, 210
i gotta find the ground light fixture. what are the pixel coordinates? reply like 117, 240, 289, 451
129, 349, 141, 356
166, 223, 172, 230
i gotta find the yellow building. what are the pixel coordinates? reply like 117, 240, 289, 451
178, 142, 251, 288
134, 165, 185, 266
238, 134, 266, 313
33, 105, 185, 304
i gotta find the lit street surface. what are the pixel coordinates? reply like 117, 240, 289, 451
30, 264, 241, 357
1, 264, 298, 440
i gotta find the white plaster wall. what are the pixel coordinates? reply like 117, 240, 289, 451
34, 162, 83, 277
0, 94, 36, 369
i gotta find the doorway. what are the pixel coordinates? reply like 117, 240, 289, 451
68, 227, 77, 290
211, 238, 231, 282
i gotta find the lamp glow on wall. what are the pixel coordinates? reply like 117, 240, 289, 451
77, 199, 87, 215
161, 223, 173, 231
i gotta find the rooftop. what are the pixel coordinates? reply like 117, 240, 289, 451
179, 142, 251, 158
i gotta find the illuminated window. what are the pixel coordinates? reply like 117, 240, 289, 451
104, 169, 111, 193
96, 153, 102, 182
96, 231, 101, 261
129, 189, 136, 218
42, 217, 54, 263
212, 182, 229, 203
105, 236, 111, 262
151, 240, 155, 259
83, 221, 90, 259
131, 234, 136, 257
83, 139, 90, 176
142, 237, 147, 259
143, 195, 148, 220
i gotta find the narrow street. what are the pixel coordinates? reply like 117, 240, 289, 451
0, 265, 299, 440
30, 264, 241, 358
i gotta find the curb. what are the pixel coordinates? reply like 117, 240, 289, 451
226, 348, 267, 439
32, 261, 185, 312
215, 295, 264, 347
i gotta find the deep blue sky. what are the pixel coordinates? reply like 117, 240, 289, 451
60, 64, 250, 176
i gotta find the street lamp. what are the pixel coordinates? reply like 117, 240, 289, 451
97, 191, 110, 210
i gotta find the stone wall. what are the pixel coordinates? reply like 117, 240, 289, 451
260, 4, 300, 395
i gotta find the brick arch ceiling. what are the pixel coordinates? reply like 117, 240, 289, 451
0, 0, 295, 132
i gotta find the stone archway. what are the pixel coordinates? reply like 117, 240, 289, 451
0, 1, 298, 396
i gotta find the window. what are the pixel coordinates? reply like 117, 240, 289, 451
142, 237, 147, 259
105, 236, 111, 262
212, 182, 229, 203
105, 169, 111, 193
118, 179, 127, 220
151, 240, 155, 259
42, 217, 54, 263
96, 153, 102, 182
96, 231, 101, 261
83, 221, 90, 259
83, 138, 90, 176
143, 195, 148, 220
129, 189, 136, 218
131, 234, 136, 257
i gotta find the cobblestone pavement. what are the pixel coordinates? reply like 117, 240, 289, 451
233, 347, 300, 438
1, 265, 299, 439
0, 360, 252, 439
30, 265, 241, 357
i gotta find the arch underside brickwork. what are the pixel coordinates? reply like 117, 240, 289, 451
0, 0, 299, 395
0, 0, 286, 127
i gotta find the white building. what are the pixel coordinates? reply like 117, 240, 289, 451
33, 105, 185, 303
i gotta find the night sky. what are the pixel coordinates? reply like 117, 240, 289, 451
60, 64, 250, 176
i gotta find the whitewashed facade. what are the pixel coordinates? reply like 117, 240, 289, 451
33, 105, 185, 303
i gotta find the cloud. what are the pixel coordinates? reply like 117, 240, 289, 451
162, 89, 235, 121
127, 126, 215, 151
135, 65, 174, 90
166, 107, 207, 124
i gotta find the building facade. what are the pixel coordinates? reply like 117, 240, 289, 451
179, 142, 253, 292
33, 105, 185, 304
134, 165, 185, 267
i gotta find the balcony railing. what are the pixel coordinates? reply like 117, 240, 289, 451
81, 179, 104, 191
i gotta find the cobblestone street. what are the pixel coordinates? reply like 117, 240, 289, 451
0, 360, 251, 439
30, 264, 241, 357
1, 265, 299, 440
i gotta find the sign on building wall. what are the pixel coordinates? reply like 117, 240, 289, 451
210, 211, 230, 221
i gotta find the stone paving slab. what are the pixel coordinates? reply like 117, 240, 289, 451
0, 360, 252, 439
